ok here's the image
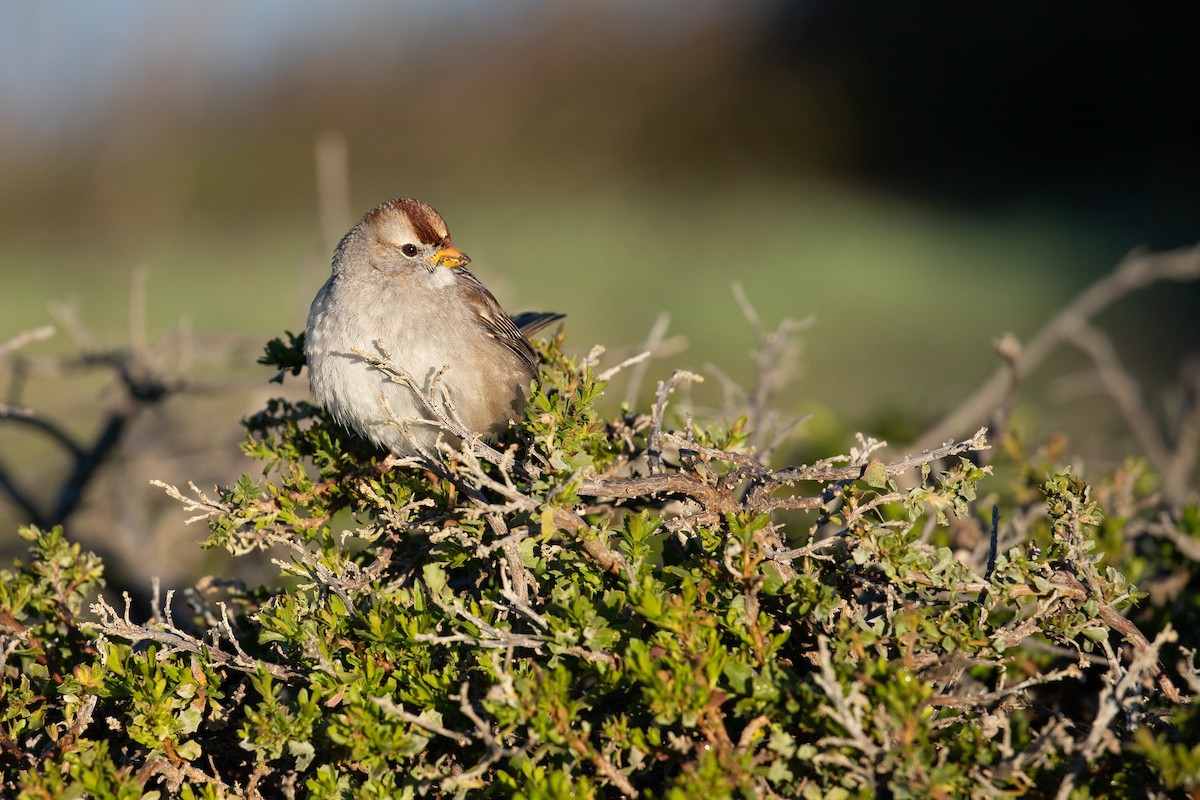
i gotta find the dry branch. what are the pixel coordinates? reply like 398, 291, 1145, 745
915, 243, 1200, 478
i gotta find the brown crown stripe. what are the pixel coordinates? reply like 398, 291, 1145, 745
365, 197, 451, 247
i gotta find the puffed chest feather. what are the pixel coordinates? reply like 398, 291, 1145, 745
305, 273, 530, 455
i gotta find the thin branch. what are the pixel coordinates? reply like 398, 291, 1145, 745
0, 325, 55, 360
622, 311, 672, 407
372, 697, 473, 746
597, 350, 651, 383
930, 665, 1083, 708
89, 592, 301, 682
647, 370, 704, 474
353, 344, 510, 471
1063, 321, 1171, 475
764, 427, 988, 488
1054, 627, 1178, 800
916, 242, 1200, 451
732, 282, 812, 455
579, 427, 989, 519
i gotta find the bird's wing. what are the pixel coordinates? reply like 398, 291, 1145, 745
454, 268, 539, 370
511, 311, 565, 337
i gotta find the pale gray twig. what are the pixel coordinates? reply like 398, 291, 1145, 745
372, 697, 473, 746
623, 311, 672, 406
647, 370, 704, 474
0, 325, 55, 360
1054, 627, 1177, 800
90, 592, 299, 681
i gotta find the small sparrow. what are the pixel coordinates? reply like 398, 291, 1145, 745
305, 197, 561, 456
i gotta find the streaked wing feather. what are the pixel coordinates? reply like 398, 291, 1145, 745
454, 268, 538, 370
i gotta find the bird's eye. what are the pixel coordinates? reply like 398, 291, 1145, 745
401, 244, 419, 257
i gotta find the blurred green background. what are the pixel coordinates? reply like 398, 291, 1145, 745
1, 2, 1197, 581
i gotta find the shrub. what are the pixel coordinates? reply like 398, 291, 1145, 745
2, 328, 1198, 799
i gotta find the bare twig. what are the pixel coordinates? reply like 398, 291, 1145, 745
916, 243, 1200, 451
647, 370, 704, 474
1063, 321, 1171, 477
89, 592, 300, 682
930, 665, 1082, 708
1054, 627, 1177, 800
0, 325, 55, 360
579, 427, 989, 522
622, 311, 672, 407
597, 349, 651, 383
731, 282, 813, 457
47, 694, 97, 757
372, 697, 473, 746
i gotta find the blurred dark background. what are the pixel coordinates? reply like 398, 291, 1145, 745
2, 1, 1197, 582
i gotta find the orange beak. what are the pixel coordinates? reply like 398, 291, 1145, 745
432, 246, 470, 268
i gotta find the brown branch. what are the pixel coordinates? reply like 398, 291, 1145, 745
736, 714, 771, 753
749, 427, 988, 512
1097, 601, 1182, 704
552, 507, 630, 576
580, 472, 739, 514
47, 694, 98, 757
579, 428, 988, 523
761, 427, 988, 490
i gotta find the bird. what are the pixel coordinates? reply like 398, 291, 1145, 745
305, 197, 562, 457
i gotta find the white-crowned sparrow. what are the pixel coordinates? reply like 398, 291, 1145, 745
305, 197, 561, 456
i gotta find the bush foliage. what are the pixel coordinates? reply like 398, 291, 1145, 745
2, 329, 1199, 799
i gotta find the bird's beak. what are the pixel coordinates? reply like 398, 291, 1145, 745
432, 246, 470, 268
